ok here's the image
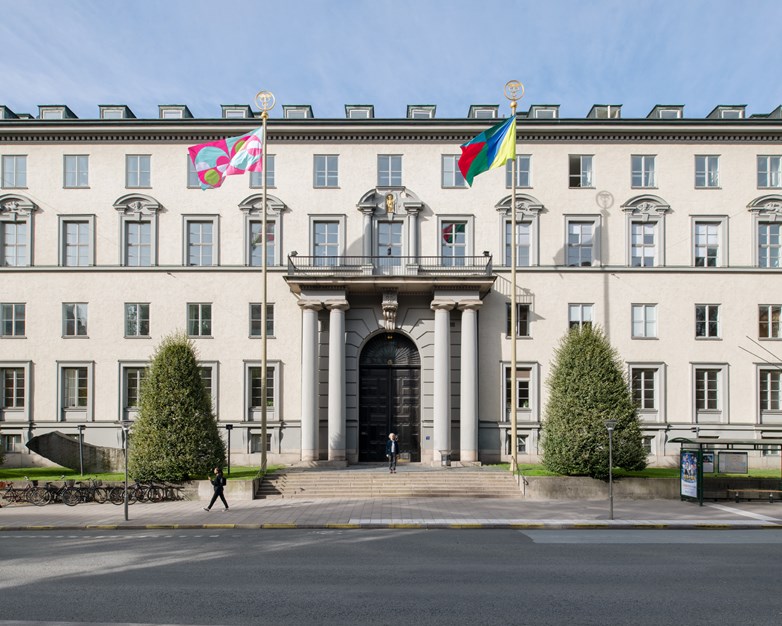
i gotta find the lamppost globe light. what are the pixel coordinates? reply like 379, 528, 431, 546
604, 419, 617, 432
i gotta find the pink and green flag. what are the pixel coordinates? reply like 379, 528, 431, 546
457, 116, 516, 186
188, 127, 264, 190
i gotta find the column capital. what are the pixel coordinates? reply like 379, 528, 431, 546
458, 299, 483, 312
325, 299, 350, 312
298, 299, 323, 312
431, 299, 456, 312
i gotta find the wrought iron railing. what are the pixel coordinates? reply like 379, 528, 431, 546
287, 255, 493, 277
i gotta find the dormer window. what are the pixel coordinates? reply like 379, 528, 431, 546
221, 105, 252, 119
721, 109, 742, 119
647, 105, 684, 120
162, 109, 182, 119
707, 105, 745, 120
99, 106, 135, 120
469, 105, 498, 119
159, 105, 192, 120
346, 105, 374, 119
283, 105, 313, 119
529, 106, 559, 119
407, 105, 436, 119
587, 105, 621, 119
658, 109, 681, 119
39, 105, 77, 120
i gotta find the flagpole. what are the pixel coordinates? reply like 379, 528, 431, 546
255, 90, 275, 474
504, 80, 524, 477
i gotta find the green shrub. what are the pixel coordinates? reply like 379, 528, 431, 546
128, 332, 225, 481
541, 325, 646, 479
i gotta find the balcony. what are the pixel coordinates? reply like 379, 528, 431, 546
287, 255, 493, 277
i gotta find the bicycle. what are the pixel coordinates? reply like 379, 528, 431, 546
62, 478, 110, 506
1, 477, 48, 506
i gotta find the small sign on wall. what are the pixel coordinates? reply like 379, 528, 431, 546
718, 451, 748, 474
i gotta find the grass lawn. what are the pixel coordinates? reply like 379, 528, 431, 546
0, 465, 284, 483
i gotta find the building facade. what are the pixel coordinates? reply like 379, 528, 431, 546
2, 101, 782, 468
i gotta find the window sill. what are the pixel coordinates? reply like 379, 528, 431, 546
188, 335, 213, 339
62, 335, 89, 339
124, 335, 151, 339
694, 186, 721, 190
0, 335, 26, 339
631, 336, 658, 340
695, 337, 722, 341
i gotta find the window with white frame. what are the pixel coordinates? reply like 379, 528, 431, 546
693, 220, 722, 267
187, 157, 200, 189
694, 366, 726, 423
250, 433, 272, 453
60, 218, 93, 266
759, 305, 782, 339
695, 304, 720, 339
441, 220, 468, 266
630, 221, 657, 267
757, 156, 782, 188
442, 155, 467, 188
642, 436, 654, 455
632, 304, 657, 338
0, 219, 29, 266
199, 363, 218, 412
566, 220, 595, 267
2, 155, 27, 188
505, 155, 531, 188
59, 363, 92, 421
125, 303, 150, 337
126, 155, 151, 188
568, 155, 593, 188
762, 445, 781, 457
377, 221, 403, 267
314, 155, 339, 188
247, 362, 279, 421
631, 368, 657, 411
1, 303, 25, 337
631, 155, 656, 188
2, 434, 22, 452
63, 155, 89, 188
250, 303, 275, 337
312, 220, 340, 265
758, 221, 781, 268
504, 221, 531, 267
378, 155, 402, 186
187, 303, 212, 337
1, 367, 25, 410
122, 366, 147, 419
569, 303, 593, 329
124, 221, 152, 266
185, 218, 217, 266
63, 303, 88, 337
249, 155, 276, 188
506, 302, 531, 337
759, 368, 782, 420
249, 220, 276, 267
695, 155, 719, 188
502, 365, 536, 422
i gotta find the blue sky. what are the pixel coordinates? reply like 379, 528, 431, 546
1, 0, 781, 120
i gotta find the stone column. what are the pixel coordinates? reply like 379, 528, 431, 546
431, 299, 455, 464
326, 299, 349, 462
406, 206, 421, 260
360, 207, 374, 258
459, 300, 482, 463
299, 300, 322, 462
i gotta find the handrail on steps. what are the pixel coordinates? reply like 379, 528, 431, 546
510, 457, 528, 496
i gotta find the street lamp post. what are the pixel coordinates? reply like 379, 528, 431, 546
78, 424, 85, 477
605, 419, 617, 520
225, 424, 233, 476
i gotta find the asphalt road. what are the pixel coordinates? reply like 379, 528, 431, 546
1, 529, 781, 625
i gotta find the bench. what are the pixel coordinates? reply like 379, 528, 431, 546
730, 489, 782, 503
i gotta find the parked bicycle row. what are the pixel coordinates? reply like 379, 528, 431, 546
0, 477, 184, 507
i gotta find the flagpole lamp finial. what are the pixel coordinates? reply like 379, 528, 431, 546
504, 80, 524, 113
254, 90, 276, 119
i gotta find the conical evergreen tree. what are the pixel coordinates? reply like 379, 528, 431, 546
128, 332, 225, 481
541, 325, 646, 479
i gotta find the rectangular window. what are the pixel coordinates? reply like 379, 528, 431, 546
2, 434, 23, 453
567, 221, 594, 267
2, 367, 25, 409
125, 221, 152, 267
124, 367, 146, 409
250, 433, 272, 453
695, 304, 720, 338
441, 221, 467, 266
568, 155, 593, 188
126, 155, 151, 188
760, 370, 782, 413
249, 365, 276, 409
249, 221, 275, 267
313, 221, 339, 265
569, 304, 593, 330
62, 220, 91, 266
505, 155, 532, 188
694, 221, 720, 267
64, 155, 89, 188
63, 303, 88, 337
188, 303, 212, 337
314, 155, 339, 188
632, 304, 657, 338
631, 368, 657, 410
695, 155, 719, 188
376, 221, 403, 269
630, 222, 656, 267
187, 221, 214, 266
442, 155, 467, 188
199, 365, 214, 405
759, 305, 782, 339
642, 436, 654, 455
758, 222, 782, 268
506, 303, 530, 337
695, 368, 720, 411
504, 221, 531, 267
0, 303, 25, 337
187, 157, 200, 189
250, 303, 275, 337
2, 155, 27, 188
631, 155, 656, 188
504, 366, 531, 420
378, 155, 402, 186
0, 221, 28, 266
63, 367, 88, 408
249, 155, 276, 188
125, 303, 150, 337
757, 156, 782, 188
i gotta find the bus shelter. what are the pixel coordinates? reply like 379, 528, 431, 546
671, 437, 782, 506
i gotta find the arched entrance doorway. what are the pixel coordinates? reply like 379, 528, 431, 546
359, 333, 421, 462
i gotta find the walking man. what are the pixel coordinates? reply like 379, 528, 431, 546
204, 467, 229, 511
386, 433, 399, 473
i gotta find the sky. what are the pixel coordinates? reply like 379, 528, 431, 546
1, 0, 781, 120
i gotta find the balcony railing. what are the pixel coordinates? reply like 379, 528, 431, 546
287, 255, 493, 277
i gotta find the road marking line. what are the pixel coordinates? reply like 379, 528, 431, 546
706, 503, 782, 522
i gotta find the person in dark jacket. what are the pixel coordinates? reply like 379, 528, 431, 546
386, 433, 399, 473
204, 467, 229, 511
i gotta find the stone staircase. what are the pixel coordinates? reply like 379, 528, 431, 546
256, 465, 524, 499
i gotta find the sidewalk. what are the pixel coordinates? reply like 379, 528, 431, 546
2, 496, 782, 530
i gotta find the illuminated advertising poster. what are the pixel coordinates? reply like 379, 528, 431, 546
680, 451, 698, 499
